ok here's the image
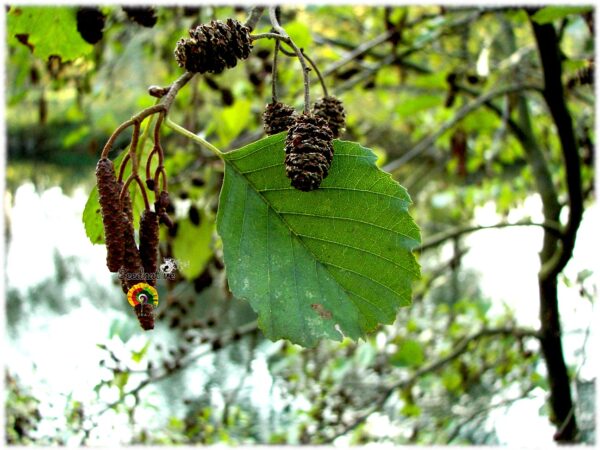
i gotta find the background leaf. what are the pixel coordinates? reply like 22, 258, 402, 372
390, 339, 425, 367
531, 6, 592, 25
171, 214, 214, 280
8, 7, 93, 62
217, 134, 421, 347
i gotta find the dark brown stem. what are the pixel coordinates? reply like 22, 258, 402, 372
119, 174, 150, 211
117, 153, 131, 183
527, 14, 583, 442
145, 145, 158, 183
530, 20, 584, 282
100, 104, 165, 159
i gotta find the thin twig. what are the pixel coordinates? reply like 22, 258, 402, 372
120, 173, 150, 211
447, 385, 537, 443
272, 39, 280, 102
268, 7, 311, 113
128, 122, 141, 173
100, 104, 165, 159
244, 6, 265, 31
117, 153, 130, 183
280, 45, 328, 97
419, 220, 563, 252
96, 321, 259, 416
160, 71, 195, 113
324, 326, 539, 443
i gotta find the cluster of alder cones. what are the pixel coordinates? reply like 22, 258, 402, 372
263, 96, 346, 191
96, 159, 170, 330
173, 17, 346, 191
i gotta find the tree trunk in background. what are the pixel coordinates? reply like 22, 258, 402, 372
528, 15, 584, 442
503, 13, 581, 442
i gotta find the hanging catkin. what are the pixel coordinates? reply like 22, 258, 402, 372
139, 210, 159, 286
96, 158, 125, 272
119, 183, 144, 292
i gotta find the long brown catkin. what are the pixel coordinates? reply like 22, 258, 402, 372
139, 210, 159, 286
119, 183, 144, 292
96, 158, 125, 272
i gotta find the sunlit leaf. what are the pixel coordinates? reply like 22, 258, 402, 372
7, 7, 93, 62
531, 6, 592, 25
217, 134, 421, 347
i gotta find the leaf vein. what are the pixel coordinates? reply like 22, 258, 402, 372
320, 261, 407, 300
278, 211, 417, 242
296, 233, 419, 276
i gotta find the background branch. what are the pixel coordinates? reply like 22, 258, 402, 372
325, 326, 539, 442
382, 83, 542, 173
419, 220, 562, 252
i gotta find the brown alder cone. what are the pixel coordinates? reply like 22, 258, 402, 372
313, 96, 346, 138
174, 18, 252, 74
96, 158, 125, 272
139, 210, 159, 286
263, 102, 297, 135
284, 114, 334, 191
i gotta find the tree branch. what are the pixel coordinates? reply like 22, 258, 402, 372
244, 6, 265, 31
382, 83, 542, 173
418, 220, 562, 252
268, 7, 311, 113
446, 384, 537, 443
96, 321, 259, 417
324, 326, 539, 443
530, 20, 584, 282
160, 71, 195, 113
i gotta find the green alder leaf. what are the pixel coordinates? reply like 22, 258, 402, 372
217, 134, 421, 347
171, 214, 214, 280
83, 185, 104, 245
531, 6, 592, 24
8, 7, 94, 62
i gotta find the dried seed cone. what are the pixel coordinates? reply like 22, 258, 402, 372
263, 102, 297, 135
122, 6, 157, 28
174, 18, 252, 74
96, 158, 125, 272
139, 210, 159, 286
135, 303, 155, 330
313, 96, 346, 138
284, 114, 334, 192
